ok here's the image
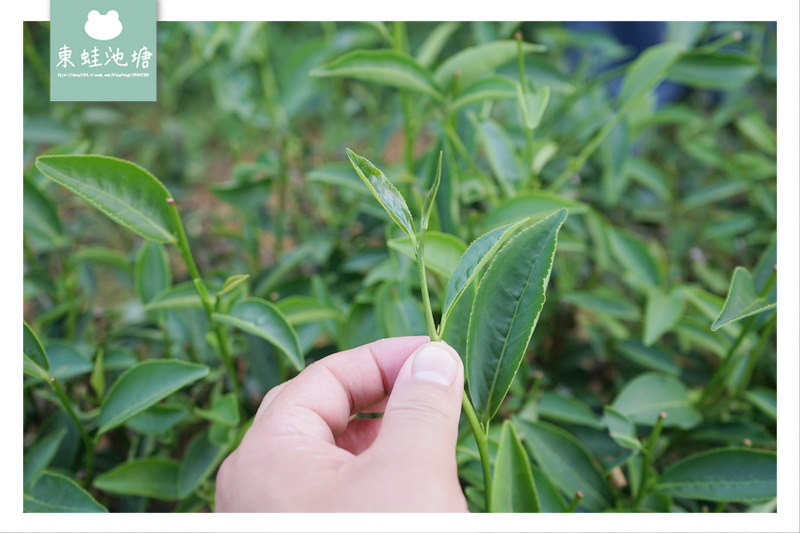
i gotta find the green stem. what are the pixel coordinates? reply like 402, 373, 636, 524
416, 235, 440, 342
462, 391, 492, 511
566, 491, 584, 513
167, 202, 243, 403
50, 378, 95, 484
636, 412, 666, 506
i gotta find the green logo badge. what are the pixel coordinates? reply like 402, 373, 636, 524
50, 0, 156, 102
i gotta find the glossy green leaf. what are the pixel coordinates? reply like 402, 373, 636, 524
479, 191, 587, 232
276, 296, 341, 326
603, 406, 642, 451
643, 288, 686, 345
135, 241, 171, 304
25, 471, 107, 512
24, 428, 67, 489
531, 465, 567, 512
178, 428, 229, 498
518, 85, 550, 130
475, 119, 522, 189
346, 149, 416, 243
616, 340, 680, 376
311, 50, 443, 100
515, 418, 613, 511
376, 284, 427, 337
213, 297, 303, 371
537, 392, 604, 429
94, 458, 180, 500
609, 228, 664, 289
712, 267, 776, 331
655, 448, 776, 502
216, 274, 250, 298
451, 75, 518, 111
195, 393, 240, 426
125, 404, 188, 435
611, 372, 701, 429
562, 288, 639, 321
23, 177, 66, 248
23, 321, 50, 380
45, 342, 93, 381
144, 282, 204, 312
618, 43, 683, 105
490, 420, 540, 512
435, 40, 545, 88
97, 360, 209, 435
669, 52, 759, 90
388, 231, 466, 279
466, 209, 567, 422
736, 112, 776, 156
442, 220, 526, 323
35, 155, 177, 243
744, 387, 776, 421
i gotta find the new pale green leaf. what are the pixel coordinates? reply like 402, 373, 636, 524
712, 267, 776, 331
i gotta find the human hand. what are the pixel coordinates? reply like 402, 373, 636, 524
215, 336, 467, 512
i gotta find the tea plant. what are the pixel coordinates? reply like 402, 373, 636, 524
23, 21, 776, 512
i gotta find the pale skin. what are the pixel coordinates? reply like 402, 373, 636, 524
215, 336, 468, 512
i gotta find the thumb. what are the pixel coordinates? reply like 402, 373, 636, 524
372, 341, 464, 465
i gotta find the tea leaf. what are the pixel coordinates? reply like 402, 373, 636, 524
442, 220, 526, 324
97, 360, 209, 435
643, 288, 686, 345
416, 21, 461, 67
276, 296, 342, 326
216, 274, 250, 299
490, 420, 540, 512
125, 404, 188, 435
35, 155, 178, 243
478, 191, 587, 232
25, 471, 107, 512
135, 241, 171, 304
23, 428, 67, 489
178, 428, 229, 498
655, 448, 776, 502
23, 177, 67, 249
195, 393, 240, 426
515, 418, 614, 511
466, 209, 567, 423
45, 342, 92, 381
23, 321, 50, 380
435, 40, 545, 88
94, 458, 180, 500
712, 267, 776, 331
421, 151, 442, 232
388, 231, 466, 279
213, 297, 303, 371
608, 228, 664, 289
537, 392, 604, 429
611, 372, 701, 429
618, 42, 683, 105
517, 84, 550, 130
346, 149, 416, 243
603, 406, 642, 451
669, 52, 759, 90
744, 387, 776, 421
616, 340, 680, 376
531, 465, 568, 512
451, 75, 518, 111
311, 50, 443, 100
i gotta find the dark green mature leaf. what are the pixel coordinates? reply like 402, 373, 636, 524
388, 232, 466, 279
23, 321, 50, 380
603, 406, 642, 451
144, 282, 204, 312
25, 471, 107, 512
478, 192, 587, 232
531, 465, 567, 512
451, 75, 518, 111
97, 360, 209, 435
276, 296, 341, 326
562, 288, 639, 321
311, 50, 443, 100
195, 393, 240, 426
616, 340, 681, 376
467, 209, 567, 423
23, 177, 67, 248
23, 429, 67, 489
45, 342, 93, 380
213, 297, 303, 371
125, 404, 188, 435
346, 149, 416, 243
441, 220, 526, 324
643, 288, 685, 345
669, 52, 759, 90
94, 458, 180, 500
475, 119, 523, 190
416, 21, 461, 67
490, 420, 540, 512
178, 428, 229, 498
612, 372, 701, 429
537, 392, 604, 429
35, 155, 177, 243
618, 43, 683, 105
515, 418, 613, 511
135, 241, 171, 304
435, 40, 545, 88
712, 267, 776, 331
655, 448, 776, 502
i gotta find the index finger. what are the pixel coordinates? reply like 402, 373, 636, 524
251, 336, 429, 444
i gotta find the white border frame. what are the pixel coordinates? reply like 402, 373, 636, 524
3, 1, 798, 532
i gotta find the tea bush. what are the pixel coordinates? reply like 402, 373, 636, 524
23, 21, 777, 512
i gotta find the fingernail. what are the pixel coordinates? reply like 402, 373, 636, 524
412, 342, 458, 386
